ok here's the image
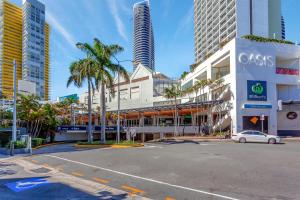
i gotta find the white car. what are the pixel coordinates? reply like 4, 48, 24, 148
232, 130, 281, 144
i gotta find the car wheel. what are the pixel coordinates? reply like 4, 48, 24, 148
268, 138, 276, 144
239, 137, 246, 143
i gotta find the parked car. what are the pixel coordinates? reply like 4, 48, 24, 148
232, 130, 281, 144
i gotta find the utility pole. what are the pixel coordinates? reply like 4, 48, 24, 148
10, 60, 17, 156
117, 61, 121, 144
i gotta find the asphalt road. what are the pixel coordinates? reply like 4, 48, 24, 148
27, 141, 300, 200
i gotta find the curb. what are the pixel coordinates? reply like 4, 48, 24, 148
32, 142, 67, 150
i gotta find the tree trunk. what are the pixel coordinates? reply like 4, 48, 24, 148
87, 81, 93, 143
100, 82, 106, 143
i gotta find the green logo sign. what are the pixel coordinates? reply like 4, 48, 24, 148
247, 80, 267, 101
251, 83, 264, 95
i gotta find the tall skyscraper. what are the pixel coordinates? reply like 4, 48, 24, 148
194, 0, 284, 63
133, 0, 155, 71
0, 0, 49, 100
22, 0, 49, 100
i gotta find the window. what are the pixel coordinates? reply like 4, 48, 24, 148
120, 89, 128, 100
130, 86, 140, 99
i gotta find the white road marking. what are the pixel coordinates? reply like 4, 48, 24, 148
44, 155, 239, 200
143, 145, 163, 149
0, 157, 12, 161
199, 143, 218, 146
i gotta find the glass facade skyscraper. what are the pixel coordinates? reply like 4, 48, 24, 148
22, 0, 48, 100
133, 0, 155, 71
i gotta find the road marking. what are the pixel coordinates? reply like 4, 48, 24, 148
71, 171, 84, 177
43, 163, 50, 168
0, 157, 12, 161
199, 143, 217, 146
143, 145, 163, 149
92, 177, 109, 184
44, 155, 240, 200
121, 185, 145, 195
165, 197, 175, 200
30, 159, 39, 164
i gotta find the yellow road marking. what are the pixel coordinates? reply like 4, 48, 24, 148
55, 165, 64, 171
92, 177, 109, 184
165, 197, 175, 200
71, 171, 84, 177
30, 160, 39, 164
43, 163, 50, 168
121, 185, 145, 195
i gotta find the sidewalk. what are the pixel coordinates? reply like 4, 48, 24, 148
0, 157, 150, 200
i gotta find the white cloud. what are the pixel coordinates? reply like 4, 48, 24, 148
174, 5, 194, 38
46, 11, 77, 48
106, 0, 128, 41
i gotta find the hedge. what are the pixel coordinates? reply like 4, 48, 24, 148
5, 141, 26, 149
31, 138, 46, 148
242, 35, 295, 45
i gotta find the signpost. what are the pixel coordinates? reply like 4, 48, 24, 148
260, 115, 265, 133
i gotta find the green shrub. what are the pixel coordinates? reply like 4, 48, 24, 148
31, 138, 46, 148
6, 141, 26, 149
242, 35, 295, 45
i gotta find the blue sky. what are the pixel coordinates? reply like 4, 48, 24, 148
10, 0, 300, 100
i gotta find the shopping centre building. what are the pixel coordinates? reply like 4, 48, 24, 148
181, 38, 300, 136
72, 0, 300, 139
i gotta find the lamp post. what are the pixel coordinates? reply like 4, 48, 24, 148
0, 60, 18, 156
11, 60, 17, 156
112, 56, 137, 143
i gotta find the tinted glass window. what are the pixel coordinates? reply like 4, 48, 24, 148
242, 131, 252, 135
253, 131, 263, 135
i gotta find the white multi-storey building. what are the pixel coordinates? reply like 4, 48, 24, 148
194, 0, 283, 63
181, 0, 300, 137
79, 64, 177, 112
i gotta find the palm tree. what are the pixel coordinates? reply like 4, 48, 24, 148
164, 84, 182, 137
67, 58, 96, 143
76, 38, 129, 143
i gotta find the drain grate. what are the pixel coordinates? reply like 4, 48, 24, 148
31, 167, 51, 174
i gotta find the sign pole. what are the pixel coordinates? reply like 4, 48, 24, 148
261, 115, 265, 133
11, 60, 17, 156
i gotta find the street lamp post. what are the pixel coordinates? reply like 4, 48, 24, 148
0, 59, 19, 156
112, 56, 137, 144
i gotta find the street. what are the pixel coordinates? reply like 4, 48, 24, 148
1, 141, 300, 200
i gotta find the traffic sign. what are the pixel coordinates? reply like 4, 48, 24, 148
5, 178, 49, 192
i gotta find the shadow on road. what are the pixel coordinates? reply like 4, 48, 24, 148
149, 139, 200, 145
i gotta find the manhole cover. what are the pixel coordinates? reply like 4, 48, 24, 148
31, 167, 51, 174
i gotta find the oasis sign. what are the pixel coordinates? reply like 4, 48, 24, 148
247, 80, 267, 101
238, 53, 274, 67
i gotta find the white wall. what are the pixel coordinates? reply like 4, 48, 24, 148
236, 0, 269, 38
277, 85, 300, 101
278, 111, 300, 131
